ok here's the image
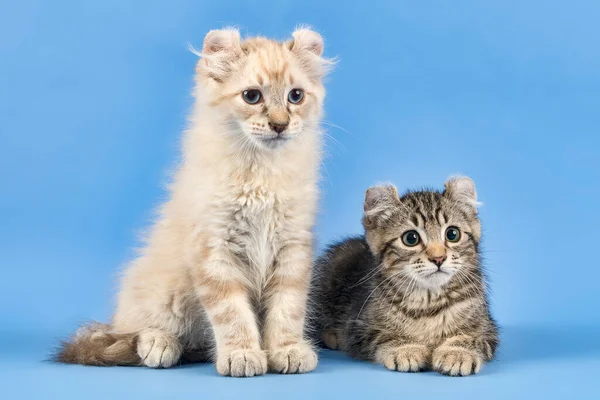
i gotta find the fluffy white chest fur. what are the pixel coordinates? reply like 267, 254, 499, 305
172, 117, 321, 287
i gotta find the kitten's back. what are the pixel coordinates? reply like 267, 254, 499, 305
311, 237, 376, 340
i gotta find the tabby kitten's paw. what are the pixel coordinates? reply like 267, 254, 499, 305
216, 349, 268, 377
322, 330, 340, 350
268, 342, 318, 374
432, 346, 482, 376
376, 344, 430, 372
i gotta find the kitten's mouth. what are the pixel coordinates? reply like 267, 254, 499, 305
427, 270, 448, 277
419, 269, 452, 288
254, 133, 291, 147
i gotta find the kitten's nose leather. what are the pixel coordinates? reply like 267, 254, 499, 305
429, 256, 446, 267
269, 121, 288, 134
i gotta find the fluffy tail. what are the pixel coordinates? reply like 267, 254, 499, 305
54, 322, 141, 366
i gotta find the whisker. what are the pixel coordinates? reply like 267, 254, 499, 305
357, 272, 402, 318
322, 120, 353, 136
349, 262, 385, 288
386, 274, 416, 320
374, 273, 410, 314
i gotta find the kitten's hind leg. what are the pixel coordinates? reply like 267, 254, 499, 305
322, 330, 341, 350
112, 258, 191, 369
137, 329, 182, 368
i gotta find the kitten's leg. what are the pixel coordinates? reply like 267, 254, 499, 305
111, 256, 191, 369
374, 342, 431, 372
322, 329, 341, 350
343, 308, 428, 372
136, 328, 182, 368
432, 334, 495, 376
195, 248, 266, 377
263, 241, 318, 374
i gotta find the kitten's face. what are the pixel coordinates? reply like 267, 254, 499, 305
383, 194, 479, 289
196, 29, 330, 150
363, 178, 482, 290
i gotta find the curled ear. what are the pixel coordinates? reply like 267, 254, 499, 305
196, 28, 243, 81
363, 185, 400, 228
289, 26, 335, 78
364, 185, 399, 212
291, 28, 324, 56
443, 176, 482, 209
203, 28, 241, 56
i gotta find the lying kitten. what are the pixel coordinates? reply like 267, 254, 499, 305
313, 177, 498, 376
56, 27, 333, 377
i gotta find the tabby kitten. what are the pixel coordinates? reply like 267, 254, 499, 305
56, 27, 333, 377
313, 177, 498, 376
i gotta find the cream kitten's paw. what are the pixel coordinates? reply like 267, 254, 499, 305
376, 344, 430, 372
137, 329, 182, 368
432, 346, 482, 376
268, 342, 318, 374
216, 349, 268, 377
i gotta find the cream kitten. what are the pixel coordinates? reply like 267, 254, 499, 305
56, 27, 333, 377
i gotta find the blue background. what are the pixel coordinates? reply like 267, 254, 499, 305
1, 0, 599, 398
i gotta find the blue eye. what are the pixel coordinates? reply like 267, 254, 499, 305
402, 230, 420, 247
445, 226, 461, 242
288, 88, 304, 104
242, 89, 262, 104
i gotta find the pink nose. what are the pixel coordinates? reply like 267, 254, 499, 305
269, 121, 289, 134
429, 256, 446, 267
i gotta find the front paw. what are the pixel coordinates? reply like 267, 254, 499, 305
268, 342, 318, 374
375, 344, 430, 372
432, 346, 482, 376
216, 348, 267, 377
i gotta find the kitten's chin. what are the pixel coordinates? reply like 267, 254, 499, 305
417, 271, 453, 289
251, 134, 293, 150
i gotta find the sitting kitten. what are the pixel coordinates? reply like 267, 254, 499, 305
313, 177, 498, 376
56, 27, 333, 377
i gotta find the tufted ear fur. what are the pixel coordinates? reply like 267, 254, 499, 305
444, 176, 482, 210
363, 185, 401, 229
291, 28, 324, 56
364, 185, 399, 212
288, 26, 334, 79
197, 28, 243, 81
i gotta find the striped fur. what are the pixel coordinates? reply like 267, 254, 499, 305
311, 177, 498, 376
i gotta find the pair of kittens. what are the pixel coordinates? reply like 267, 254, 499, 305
55, 27, 497, 377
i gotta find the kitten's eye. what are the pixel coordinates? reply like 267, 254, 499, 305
242, 89, 262, 104
401, 230, 420, 247
288, 88, 304, 104
445, 226, 461, 242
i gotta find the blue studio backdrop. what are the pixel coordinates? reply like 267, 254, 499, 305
1, 1, 599, 399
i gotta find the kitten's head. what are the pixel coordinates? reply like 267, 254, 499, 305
194, 27, 333, 149
362, 177, 482, 290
